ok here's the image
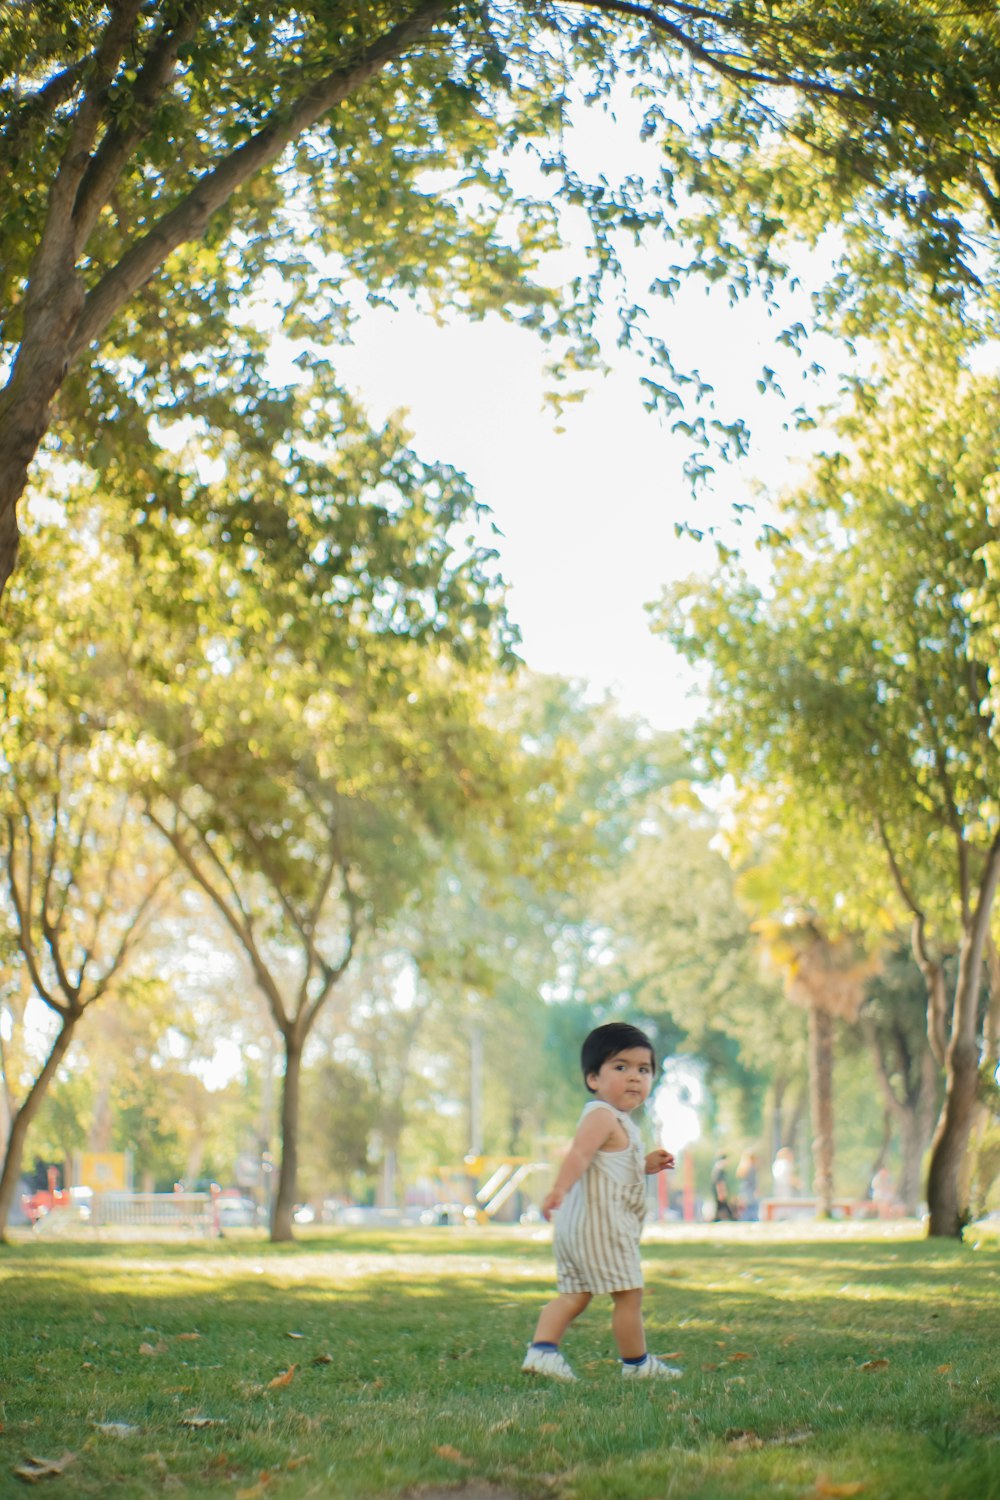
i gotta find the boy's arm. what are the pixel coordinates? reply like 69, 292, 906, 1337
541, 1108, 617, 1220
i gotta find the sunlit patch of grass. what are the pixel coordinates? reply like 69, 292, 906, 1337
0, 1224, 998, 1497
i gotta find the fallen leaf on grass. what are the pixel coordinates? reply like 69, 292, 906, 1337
434, 1446, 472, 1466
726, 1430, 764, 1451
728, 1352, 753, 1362
659, 1352, 682, 1360
235, 1476, 270, 1499
267, 1365, 297, 1389
311, 1353, 333, 1365
814, 1479, 865, 1497
93, 1423, 140, 1438
701, 1363, 718, 1372
138, 1341, 166, 1357
175, 1332, 200, 1342
12, 1452, 77, 1483
286, 1455, 312, 1471
286, 1331, 305, 1340
936, 1364, 953, 1374
858, 1359, 889, 1372
179, 1416, 225, 1429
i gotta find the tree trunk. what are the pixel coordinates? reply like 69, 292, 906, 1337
0, 266, 87, 595
926, 936, 988, 1236
271, 1033, 303, 1243
0, 1013, 80, 1241
808, 1005, 835, 1216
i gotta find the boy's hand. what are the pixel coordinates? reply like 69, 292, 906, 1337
541, 1189, 564, 1220
645, 1148, 675, 1174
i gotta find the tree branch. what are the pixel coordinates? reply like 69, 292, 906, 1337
72, 3, 210, 249
67, 0, 453, 361
563, 0, 889, 109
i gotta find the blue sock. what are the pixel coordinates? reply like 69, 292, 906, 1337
531, 1341, 559, 1352
622, 1353, 649, 1366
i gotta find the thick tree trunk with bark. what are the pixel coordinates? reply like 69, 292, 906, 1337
808, 1004, 835, 1217
272, 1033, 304, 1243
926, 840, 1000, 1236
0, 1013, 80, 1241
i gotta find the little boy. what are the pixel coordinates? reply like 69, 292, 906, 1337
522, 1021, 680, 1382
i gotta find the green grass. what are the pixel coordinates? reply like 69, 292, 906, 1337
1, 1222, 999, 1499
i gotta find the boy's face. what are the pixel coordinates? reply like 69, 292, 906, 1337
586, 1046, 655, 1113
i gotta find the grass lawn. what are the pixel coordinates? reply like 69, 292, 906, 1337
1, 1220, 999, 1499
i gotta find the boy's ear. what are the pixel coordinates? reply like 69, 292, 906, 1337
585, 1070, 600, 1092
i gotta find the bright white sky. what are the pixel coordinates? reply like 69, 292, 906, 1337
332, 277, 828, 732
318, 89, 844, 734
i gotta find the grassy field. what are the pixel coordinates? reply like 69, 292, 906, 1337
1, 1221, 999, 1500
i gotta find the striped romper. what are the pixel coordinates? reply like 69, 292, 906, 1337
554, 1100, 647, 1295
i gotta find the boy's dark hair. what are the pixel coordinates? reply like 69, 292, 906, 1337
581, 1022, 656, 1092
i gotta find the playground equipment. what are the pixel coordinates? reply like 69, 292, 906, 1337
457, 1155, 549, 1223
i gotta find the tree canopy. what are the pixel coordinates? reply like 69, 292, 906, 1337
4, 2, 1000, 598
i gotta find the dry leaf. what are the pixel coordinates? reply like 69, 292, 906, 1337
267, 1365, 297, 1389
94, 1423, 140, 1438
728, 1352, 753, 1362
179, 1415, 224, 1429
138, 1341, 166, 1357
859, 1359, 889, 1372
175, 1332, 200, 1342
312, 1353, 333, 1365
285, 1456, 312, 1471
701, 1362, 718, 1372
434, 1445, 472, 1466
286, 1332, 305, 1340
12, 1452, 77, 1483
936, 1363, 953, 1374
659, 1352, 682, 1360
814, 1479, 865, 1497
726, 1430, 764, 1451
235, 1478, 270, 1500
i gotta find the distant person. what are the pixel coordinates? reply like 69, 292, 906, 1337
521, 1021, 680, 1382
871, 1166, 895, 1219
710, 1152, 736, 1221
736, 1150, 760, 1221
772, 1146, 799, 1197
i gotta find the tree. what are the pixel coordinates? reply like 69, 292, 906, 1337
4, 2, 1000, 598
0, 738, 174, 1238
860, 946, 941, 1215
657, 344, 1000, 1236
753, 917, 875, 1216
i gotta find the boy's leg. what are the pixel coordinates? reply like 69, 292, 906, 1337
523, 1291, 592, 1380
612, 1287, 683, 1379
531, 1291, 592, 1345
610, 1288, 645, 1359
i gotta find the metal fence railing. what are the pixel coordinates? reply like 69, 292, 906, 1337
89, 1192, 217, 1233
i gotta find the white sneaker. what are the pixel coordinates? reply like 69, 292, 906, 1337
521, 1344, 578, 1381
622, 1354, 682, 1379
